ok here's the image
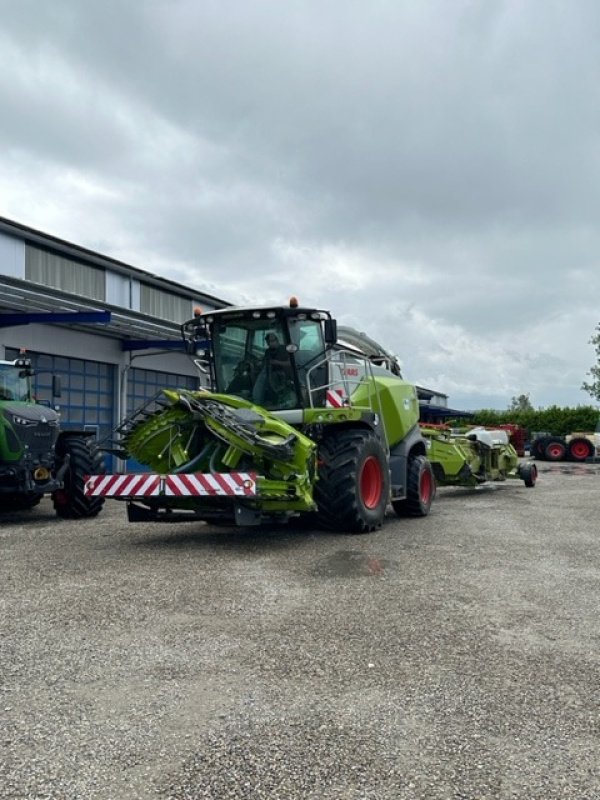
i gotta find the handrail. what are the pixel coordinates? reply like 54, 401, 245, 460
305, 349, 389, 448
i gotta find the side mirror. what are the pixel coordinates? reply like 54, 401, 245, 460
52, 375, 62, 398
324, 318, 337, 345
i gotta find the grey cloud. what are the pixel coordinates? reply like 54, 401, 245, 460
1, 0, 600, 406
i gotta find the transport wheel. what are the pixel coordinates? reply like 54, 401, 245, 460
315, 429, 390, 533
520, 462, 537, 487
392, 454, 436, 517
52, 437, 105, 519
566, 437, 593, 462
544, 437, 567, 462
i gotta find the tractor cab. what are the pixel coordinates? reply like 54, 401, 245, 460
0, 357, 34, 403
182, 302, 335, 411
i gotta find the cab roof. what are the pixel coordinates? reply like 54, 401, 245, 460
194, 305, 331, 321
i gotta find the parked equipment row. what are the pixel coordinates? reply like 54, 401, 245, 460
531, 434, 597, 462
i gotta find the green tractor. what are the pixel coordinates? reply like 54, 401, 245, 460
0, 354, 105, 516
88, 300, 436, 532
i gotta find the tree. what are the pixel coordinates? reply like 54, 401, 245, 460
508, 393, 533, 412
582, 324, 600, 402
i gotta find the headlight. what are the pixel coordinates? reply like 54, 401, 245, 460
12, 416, 36, 426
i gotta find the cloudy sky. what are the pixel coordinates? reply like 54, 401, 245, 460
1, 0, 599, 410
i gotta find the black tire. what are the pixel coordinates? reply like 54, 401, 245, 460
314, 429, 390, 533
544, 437, 567, 462
566, 437, 594, 462
531, 437, 548, 460
0, 493, 42, 511
392, 454, 436, 517
520, 461, 537, 487
52, 437, 105, 519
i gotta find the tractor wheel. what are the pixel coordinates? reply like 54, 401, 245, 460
531, 437, 548, 460
544, 437, 567, 462
520, 462, 537, 487
52, 437, 105, 519
566, 437, 594, 462
315, 429, 390, 533
392, 454, 436, 517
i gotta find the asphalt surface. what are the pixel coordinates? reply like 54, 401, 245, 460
1, 462, 599, 800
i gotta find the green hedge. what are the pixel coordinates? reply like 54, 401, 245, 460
464, 406, 600, 438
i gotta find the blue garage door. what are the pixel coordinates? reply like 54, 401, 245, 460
126, 366, 198, 415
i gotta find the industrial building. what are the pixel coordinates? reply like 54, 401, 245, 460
1, 215, 465, 467
0, 216, 229, 464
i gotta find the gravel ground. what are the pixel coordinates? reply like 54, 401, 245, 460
1, 462, 599, 800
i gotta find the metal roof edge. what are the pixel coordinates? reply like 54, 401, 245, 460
0, 215, 231, 309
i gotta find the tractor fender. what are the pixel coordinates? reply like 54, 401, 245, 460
320, 415, 381, 442
55, 430, 96, 453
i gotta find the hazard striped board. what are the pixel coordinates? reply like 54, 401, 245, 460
84, 473, 162, 497
84, 472, 258, 498
165, 472, 256, 497
325, 388, 347, 408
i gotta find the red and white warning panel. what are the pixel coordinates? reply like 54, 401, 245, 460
164, 472, 256, 497
84, 473, 162, 497
84, 472, 258, 498
325, 388, 347, 408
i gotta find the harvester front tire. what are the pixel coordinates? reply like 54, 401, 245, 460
392, 455, 436, 517
315, 429, 390, 534
52, 437, 105, 519
567, 437, 594, 462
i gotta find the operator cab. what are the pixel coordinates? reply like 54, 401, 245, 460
182, 304, 334, 411
0, 359, 33, 402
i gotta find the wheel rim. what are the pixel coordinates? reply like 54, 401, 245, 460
547, 444, 565, 459
360, 456, 383, 509
570, 441, 591, 460
419, 468, 434, 504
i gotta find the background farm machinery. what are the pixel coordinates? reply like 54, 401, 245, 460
529, 431, 599, 463
420, 424, 537, 488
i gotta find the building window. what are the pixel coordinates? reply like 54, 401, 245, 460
140, 283, 192, 323
25, 245, 105, 301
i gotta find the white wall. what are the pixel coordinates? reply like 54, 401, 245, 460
1, 323, 201, 378
0, 232, 25, 278
105, 271, 130, 307
105, 273, 143, 312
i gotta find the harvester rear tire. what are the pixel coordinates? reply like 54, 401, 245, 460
315, 429, 390, 534
566, 437, 594, 462
392, 455, 436, 517
52, 437, 105, 519
544, 437, 567, 462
